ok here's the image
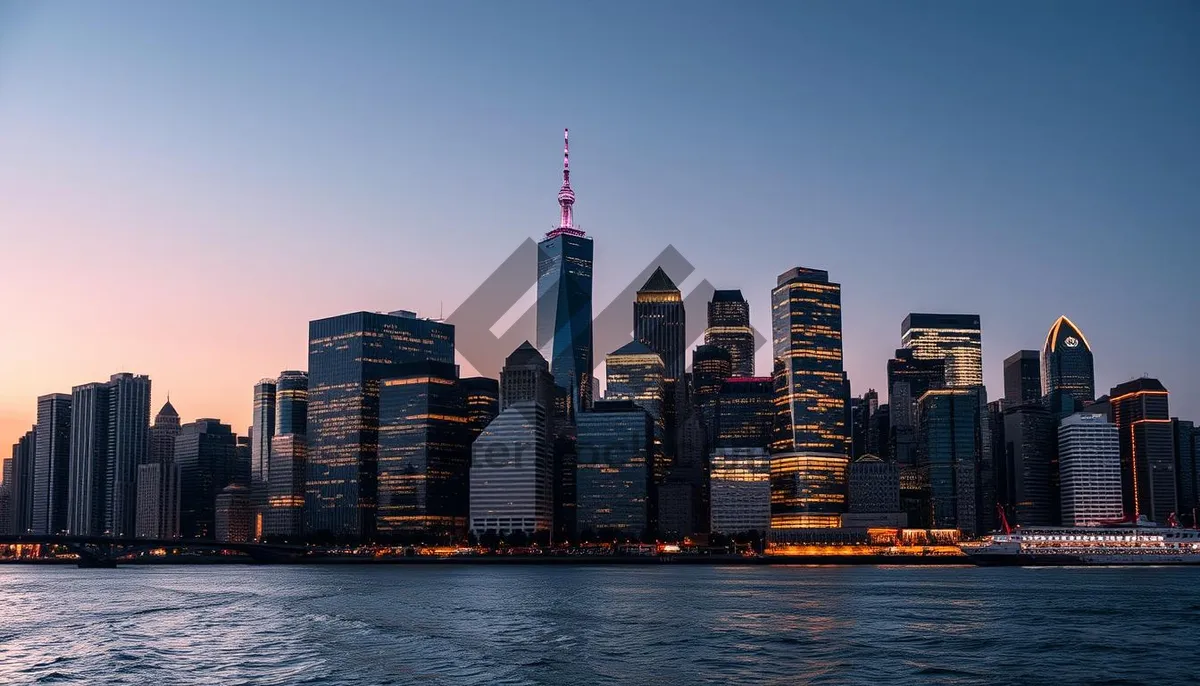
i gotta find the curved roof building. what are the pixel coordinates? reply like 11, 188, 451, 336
1040, 315, 1095, 403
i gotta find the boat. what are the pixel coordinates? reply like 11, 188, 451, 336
962, 510, 1200, 566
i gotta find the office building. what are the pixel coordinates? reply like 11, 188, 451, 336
850, 389, 878, 459
537, 130, 593, 412
1058, 413, 1122, 526
275, 371, 308, 436
306, 309, 454, 540
460, 376, 499, 439
9, 429, 35, 534
576, 400, 656, 540
1041, 315, 1096, 403
1174, 419, 1198, 526
105, 373, 152, 537
769, 267, 848, 530
634, 267, 686, 382
691, 344, 733, 406
705, 289, 755, 377
469, 402, 553, 536
500, 341, 558, 411
67, 382, 110, 535
176, 419, 237, 540
1109, 378, 1176, 523
251, 378, 277, 494
215, 484, 253, 543
844, 455, 906, 528
886, 346, 946, 468
917, 389, 981, 533
901, 313, 983, 388
149, 399, 181, 463
604, 341, 666, 427
135, 461, 180, 539
377, 361, 472, 539
1004, 350, 1042, 405
1002, 402, 1058, 526
709, 447, 770, 535
265, 434, 306, 540
33, 393, 72, 535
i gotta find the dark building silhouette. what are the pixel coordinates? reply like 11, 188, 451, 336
917, 389, 981, 534
251, 378, 277, 502
1109, 378, 1176, 523
176, 419, 237, 540
33, 393, 72, 535
377, 360, 472, 540
306, 310, 454, 540
1041, 316, 1096, 403
634, 267, 686, 382
705, 289, 755, 377
537, 131, 593, 412
846, 455, 904, 527
266, 434, 306, 540
137, 399, 182, 540
850, 389, 878, 459
1003, 402, 1058, 526
770, 267, 848, 531
887, 348, 945, 487
577, 400, 655, 540
500, 341, 558, 411
459, 377, 499, 440
275, 371, 309, 437
901, 313, 982, 389
215, 484, 253, 543
67, 381, 110, 536
149, 399, 181, 463
691, 344, 733, 407
1174, 419, 1198, 526
1003, 350, 1042, 405
9, 429, 36, 535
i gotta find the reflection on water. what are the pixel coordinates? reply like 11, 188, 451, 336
0, 565, 1194, 685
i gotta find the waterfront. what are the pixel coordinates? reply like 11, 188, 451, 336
0, 566, 1195, 684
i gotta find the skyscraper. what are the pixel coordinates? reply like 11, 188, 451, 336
769, 267, 848, 531
901, 313, 983, 389
148, 399, 181, 463
135, 461, 180, 539
690, 344, 732, 406
275, 371, 309, 437
1173, 419, 1198, 526
306, 310, 454, 540
705, 290, 754, 377
1002, 402, 1058, 526
33, 393, 72, 535
1003, 350, 1042, 405
1041, 315, 1096, 403
709, 377, 774, 537
604, 341, 667, 429
500, 341, 557, 411
886, 348, 946, 468
103, 373, 152, 537
10, 429, 35, 534
537, 129, 593, 413
265, 371, 308, 540
1109, 378, 1176, 523
251, 378, 277, 494
1058, 413, 1122, 526
469, 402, 553, 536
634, 267, 686, 382
215, 484, 253, 543
459, 376, 499, 439
176, 418, 237, 540
917, 389, 981, 533
376, 361, 473, 539
576, 400, 656, 540
67, 382, 110, 535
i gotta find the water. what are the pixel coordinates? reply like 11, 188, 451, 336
0, 564, 1194, 685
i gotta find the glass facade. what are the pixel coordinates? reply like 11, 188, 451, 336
1040, 315, 1095, 403
67, 382, 110, 536
470, 402, 553, 535
848, 455, 900, 513
1003, 350, 1041, 404
135, 461, 180, 539
176, 419, 237, 540
1109, 378, 1175, 523
377, 361, 472, 539
459, 376, 499, 440
275, 371, 309, 437
604, 341, 666, 430
705, 289, 755, 377
576, 400, 655, 539
709, 447, 770, 535
537, 232, 594, 413
901, 313, 982, 389
691, 345, 732, 405
769, 268, 848, 530
9, 430, 35, 535
917, 389, 980, 533
1174, 419, 1198, 526
251, 378, 277, 496
634, 267, 686, 382
306, 310, 454, 540
713, 377, 774, 449
265, 434, 306, 540
1002, 402, 1058, 526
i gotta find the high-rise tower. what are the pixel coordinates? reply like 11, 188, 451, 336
901, 314, 983, 389
537, 129, 594, 413
634, 268, 686, 382
1041, 316, 1095, 403
705, 290, 754, 377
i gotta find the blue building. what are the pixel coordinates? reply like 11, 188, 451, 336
576, 400, 655, 540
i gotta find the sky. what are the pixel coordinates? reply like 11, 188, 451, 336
1, 1, 1198, 450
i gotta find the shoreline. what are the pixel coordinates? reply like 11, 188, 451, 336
1, 554, 972, 567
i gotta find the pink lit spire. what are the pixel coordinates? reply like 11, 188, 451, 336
557, 127, 576, 229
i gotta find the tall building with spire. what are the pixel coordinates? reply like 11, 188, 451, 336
537, 129, 594, 413
705, 290, 754, 377
137, 398, 182, 540
634, 268, 686, 382
1041, 315, 1095, 403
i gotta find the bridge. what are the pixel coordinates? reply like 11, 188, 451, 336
0, 535, 307, 567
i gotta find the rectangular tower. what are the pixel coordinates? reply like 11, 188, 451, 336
901, 313, 982, 389
33, 393, 72, 535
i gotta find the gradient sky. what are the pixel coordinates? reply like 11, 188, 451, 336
1, 1, 1198, 451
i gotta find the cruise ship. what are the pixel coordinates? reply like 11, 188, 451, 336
963, 514, 1200, 566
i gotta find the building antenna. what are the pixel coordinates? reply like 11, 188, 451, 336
557, 128, 575, 230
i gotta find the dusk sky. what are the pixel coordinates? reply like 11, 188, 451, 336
1, 1, 1197, 449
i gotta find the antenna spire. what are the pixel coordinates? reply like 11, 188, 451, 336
557, 127, 575, 229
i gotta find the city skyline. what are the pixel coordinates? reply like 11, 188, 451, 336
2, 2, 1199, 450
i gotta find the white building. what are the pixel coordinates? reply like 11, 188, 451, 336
469, 402, 552, 535
1058, 412, 1122, 526
709, 447, 770, 535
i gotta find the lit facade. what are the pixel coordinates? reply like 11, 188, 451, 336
1058, 412, 1122, 526
265, 434, 306, 539
901, 313, 982, 389
604, 341, 666, 429
769, 267, 848, 530
634, 267, 686, 382
33, 393, 72, 535
215, 484, 253, 543
459, 376, 499, 440
709, 447, 770, 535
691, 344, 733, 406
917, 389, 980, 534
135, 461, 180, 539
1004, 350, 1042, 405
469, 402, 553, 535
576, 400, 655, 539
1040, 315, 1095, 403
377, 361, 472, 539
275, 371, 308, 436
705, 289, 755, 377
1109, 378, 1176, 523
305, 310, 454, 540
